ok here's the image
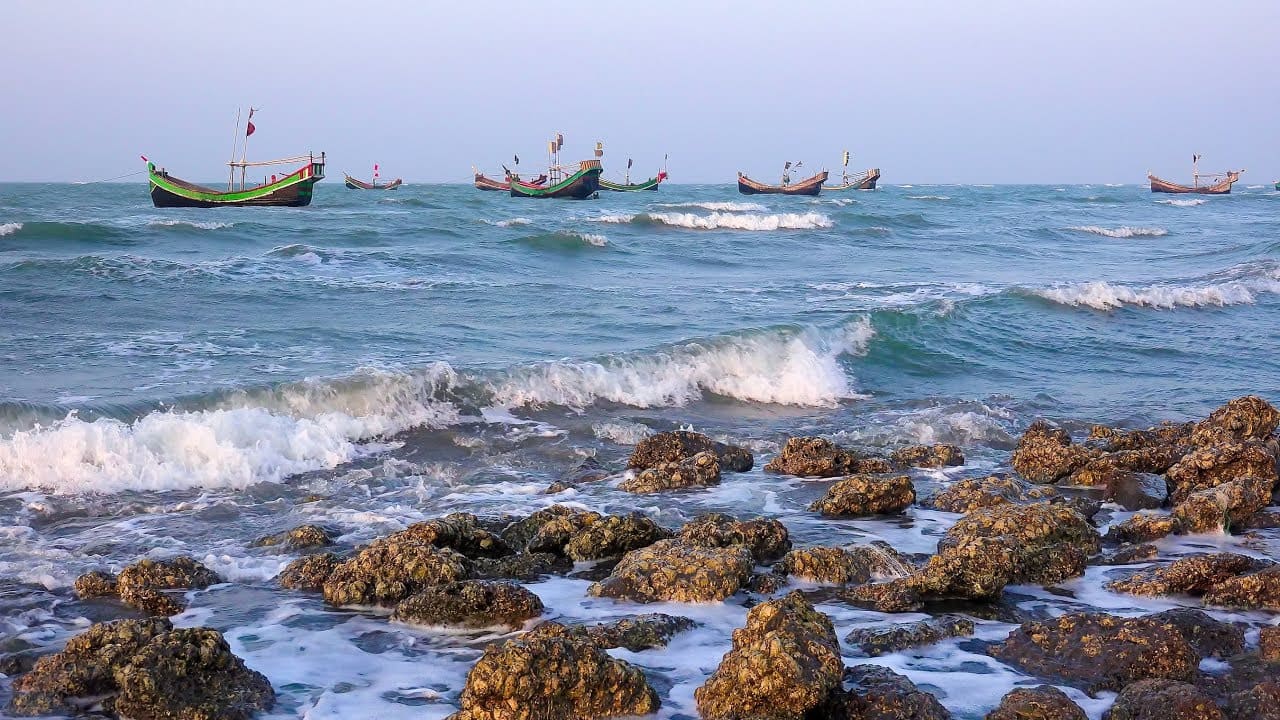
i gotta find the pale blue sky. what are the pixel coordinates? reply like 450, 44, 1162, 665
3, 1, 1277, 183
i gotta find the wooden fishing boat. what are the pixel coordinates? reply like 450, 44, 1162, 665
821, 151, 879, 190
737, 168, 828, 196
473, 170, 547, 191
345, 164, 401, 190
1148, 155, 1242, 194
147, 155, 325, 208
510, 159, 602, 199
1273, 180, 1279, 191
600, 156, 668, 192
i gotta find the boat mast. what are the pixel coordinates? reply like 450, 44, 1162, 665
842, 150, 850, 185
239, 107, 256, 191
1193, 153, 1200, 189
228, 108, 242, 191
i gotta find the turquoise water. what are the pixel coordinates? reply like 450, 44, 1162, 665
0, 181, 1278, 718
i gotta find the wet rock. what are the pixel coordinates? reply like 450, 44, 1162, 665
8, 617, 173, 716
891, 443, 965, 469
1108, 472, 1169, 511
1104, 513, 1181, 544
0, 651, 38, 678
1173, 475, 1274, 533
845, 615, 974, 656
764, 436, 893, 477
1166, 442, 1278, 505
695, 591, 842, 720
1260, 626, 1280, 662
814, 664, 951, 720
1107, 553, 1273, 598
397, 512, 511, 559
471, 552, 569, 581
545, 456, 611, 493
985, 685, 1087, 720
775, 543, 914, 585
1237, 509, 1280, 530
529, 614, 696, 652
448, 622, 658, 720
1202, 565, 1280, 610
1191, 395, 1280, 448
73, 570, 118, 599
1071, 446, 1187, 488
619, 451, 721, 493
1102, 679, 1222, 720
627, 429, 754, 472
562, 512, 671, 561
923, 474, 1057, 514
499, 505, 590, 552
322, 538, 471, 607
809, 474, 915, 516
1148, 608, 1245, 659
250, 524, 333, 550
588, 539, 754, 603
678, 512, 792, 563
112, 627, 274, 720
1089, 421, 1193, 452
116, 556, 223, 616
989, 612, 1198, 693
1224, 682, 1280, 720
747, 571, 788, 594
391, 580, 543, 630
1012, 420, 1098, 484
1096, 543, 1159, 565
277, 552, 343, 591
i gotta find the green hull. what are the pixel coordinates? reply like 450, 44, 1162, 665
509, 166, 602, 199
148, 161, 325, 208
600, 176, 662, 192
1275, 182, 1279, 191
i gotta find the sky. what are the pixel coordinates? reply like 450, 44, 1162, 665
2, 1, 1278, 184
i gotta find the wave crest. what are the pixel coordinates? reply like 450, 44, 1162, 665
1157, 198, 1207, 207
1036, 274, 1280, 310
655, 201, 767, 212
1068, 226, 1168, 238
593, 212, 833, 231
0, 222, 22, 237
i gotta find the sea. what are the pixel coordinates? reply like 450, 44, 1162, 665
1, 181, 1278, 718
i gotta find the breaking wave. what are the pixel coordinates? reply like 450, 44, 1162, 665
484, 217, 531, 227
147, 219, 234, 230
655, 201, 767, 212
1035, 271, 1280, 310
1068, 226, 1168, 238
0, 222, 22, 237
593, 212, 834, 231
1157, 198, 1207, 207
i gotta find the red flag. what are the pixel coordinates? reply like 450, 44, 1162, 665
246, 121, 256, 137
140, 155, 148, 162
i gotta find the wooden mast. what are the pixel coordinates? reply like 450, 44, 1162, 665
239, 107, 256, 191
228, 107, 241, 190
1193, 153, 1200, 189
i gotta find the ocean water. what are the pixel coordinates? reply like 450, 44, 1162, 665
0, 181, 1278, 718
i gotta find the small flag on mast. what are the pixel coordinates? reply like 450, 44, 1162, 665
245, 108, 257, 138
514, 154, 520, 165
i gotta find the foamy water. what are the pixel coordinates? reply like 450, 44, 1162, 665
1068, 225, 1168, 238
593, 211, 834, 230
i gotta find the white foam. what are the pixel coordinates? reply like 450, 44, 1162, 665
148, 219, 233, 230
656, 201, 767, 212
567, 231, 607, 247
1157, 198, 1207, 207
0, 222, 22, 237
485, 217, 531, 227
486, 318, 874, 409
594, 212, 834, 231
907, 195, 950, 201
1068, 226, 1168, 238
591, 421, 654, 445
1037, 274, 1280, 310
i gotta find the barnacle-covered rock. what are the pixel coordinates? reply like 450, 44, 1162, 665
321, 538, 471, 607
1088, 421, 1193, 452
619, 451, 721, 493
562, 512, 671, 561
116, 556, 223, 616
808, 474, 915, 517
1202, 565, 1280, 611
1104, 513, 1182, 544
677, 513, 792, 563
1011, 420, 1098, 483
1190, 395, 1280, 448
1148, 608, 1244, 659
764, 436, 893, 477
1103, 679, 1223, 720
891, 443, 965, 469
499, 505, 592, 552
985, 685, 1087, 720
813, 665, 951, 720
588, 539, 754, 603
527, 614, 696, 652
775, 543, 913, 585
391, 580, 543, 630
1107, 553, 1272, 598
845, 615, 974, 656
471, 551, 569, 581
1224, 682, 1280, 720
923, 474, 1056, 514
627, 429, 753, 472
1165, 442, 1278, 505
397, 512, 510, 559
1172, 475, 1274, 533
250, 524, 333, 550
73, 570, 119, 599
277, 552, 343, 592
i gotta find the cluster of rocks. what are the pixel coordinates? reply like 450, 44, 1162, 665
765, 436, 964, 477
1107, 552, 1280, 611
73, 556, 223, 616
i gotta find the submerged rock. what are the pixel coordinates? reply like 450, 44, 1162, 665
391, 580, 543, 630
923, 474, 1056, 514
695, 591, 842, 720
809, 474, 915, 517
1011, 420, 1098, 484
1148, 608, 1244, 659
545, 456, 611, 493
764, 436, 893, 477
322, 538, 471, 607
985, 685, 1087, 720
990, 612, 1198, 693
619, 451, 721, 493
627, 429, 753, 472
112, 627, 274, 720
277, 552, 343, 591
1107, 553, 1273, 598
588, 539, 754, 603
775, 543, 913, 585
814, 664, 951, 720
845, 615, 974, 657
448, 622, 658, 720
891, 443, 965, 469
678, 513, 792, 563
1102, 679, 1223, 720
250, 524, 333, 550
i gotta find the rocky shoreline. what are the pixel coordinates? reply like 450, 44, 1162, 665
3, 398, 1280, 719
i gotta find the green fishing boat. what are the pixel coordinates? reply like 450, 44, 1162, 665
510, 159, 603, 199
600, 156, 668, 192
1274, 181, 1279, 191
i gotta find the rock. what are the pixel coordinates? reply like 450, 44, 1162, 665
1224, 682, 1280, 720
1107, 553, 1273, 598
1102, 679, 1223, 720
775, 543, 914, 585
1191, 396, 1280, 448
499, 505, 591, 552
471, 552, 569, 581
627, 429, 753, 472
1260, 626, 1280, 662
8, 618, 174, 716
561, 512, 671, 561
891, 443, 965, 469
115, 556, 223, 616
619, 451, 721, 493
1012, 420, 1098, 484
529, 614, 696, 652
250, 524, 333, 550
1173, 475, 1274, 533
678, 513, 792, 563
448, 623, 658, 720
277, 552, 343, 591
391, 580, 543, 630
588, 539, 754, 603
1071, 446, 1187, 488
1096, 544, 1160, 565
747, 571, 788, 594
845, 615, 974, 656
398, 513, 511, 559
694, 591, 843, 720
923, 474, 1057, 514
1166, 442, 1278, 505
73, 570, 118, 599
1089, 422, 1193, 452
1237, 509, 1280, 530
1104, 513, 1181, 544
814, 664, 952, 720
985, 685, 1087, 720
1203, 565, 1280, 610
545, 456, 611, 493
990, 613, 1198, 693
0, 652, 38, 678
809, 474, 915, 516
1108, 472, 1169, 511
111, 627, 274, 720
1148, 608, 1245, 659
764, 436, 893, 477
322, 538, 471, 607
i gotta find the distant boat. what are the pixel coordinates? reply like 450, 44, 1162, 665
822, 151, 880, 190
1274, 180, 1279, 191
146, 108, 325, 208
600, 156, 668, 192
510, 159, 602, 199
1148, 154, 1242, 194
345, 164, 401, 190
473, 168, 547, 192
738, 161, 827, 196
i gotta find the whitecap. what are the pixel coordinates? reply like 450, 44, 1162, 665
1036, 275, 1280, 310
655, 201, 766, 212
148, 219, 233, 230
1156, 198, 1207, 207
593, 211, 834, 231
0, 222, 22, 237
1068, 225, 1168, 238
484, 217, 532, 227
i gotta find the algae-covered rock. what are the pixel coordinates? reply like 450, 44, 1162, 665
391, 580, 543, 630
116, 556, 223, 616
562, 512, 671, 561
619, 451, 721, 493
809, 474, 915, 517
845, 615, 974, 657
1102, 678, 1223, 720
764, 436, 893, 477
112, 627, 274, 720
990, 612, 1198, 693
694, 591, 842, 720
677, 512, 792, 563
588, 539, 754, 603
627, 429, 753, 472
1012, 421, 1098, 484
985, 685, 1087, 720
1107, 553, 1272, 598
1202, 565, 1280, 611
250, 524, 333, 550
1172, 475, 1274, 533
1191, 395, 1280, 448
775, 543, 913, 585
277, 552, 343, 591
1165, 442, 1278, 505
891, 443, 965, 469
923, 474, 1057, 514
73, 570, 118, 599
447, 622, 658, 720
322, 538, 471, 607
